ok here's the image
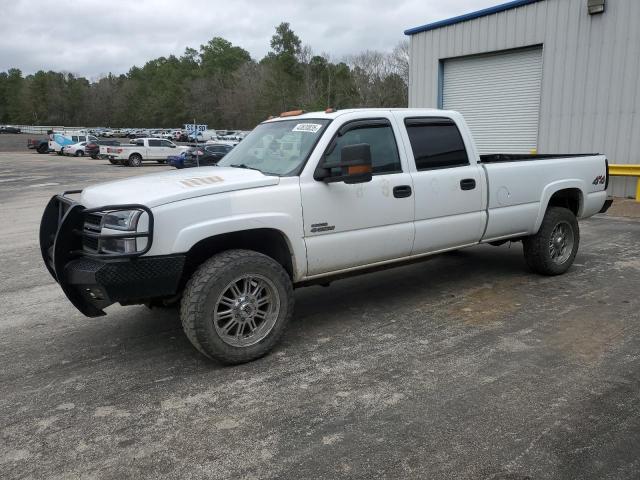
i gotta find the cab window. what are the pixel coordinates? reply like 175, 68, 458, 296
324, 121, 401, 175
404, 118, 469, 170
148, 139, 161, 147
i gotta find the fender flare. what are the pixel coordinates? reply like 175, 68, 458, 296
533, 180, 586, 233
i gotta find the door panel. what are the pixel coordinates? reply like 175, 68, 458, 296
411, 166, 486, 253
302, 174, 414, 275
301, 119, 414, 276
398, 115, 486, 254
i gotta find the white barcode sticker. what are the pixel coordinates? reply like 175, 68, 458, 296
292, 123, 322, 133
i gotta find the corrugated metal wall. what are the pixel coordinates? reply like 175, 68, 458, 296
443, 47, 543, 154
408, 0, 640, 198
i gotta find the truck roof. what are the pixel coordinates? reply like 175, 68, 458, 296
263, 108, 451, 123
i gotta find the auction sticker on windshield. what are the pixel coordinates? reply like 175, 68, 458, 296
292, 123, 323, 133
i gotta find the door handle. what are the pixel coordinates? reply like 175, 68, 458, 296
393, 185, 412, 198
460, 178, 476, 190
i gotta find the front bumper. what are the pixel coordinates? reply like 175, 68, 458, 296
39, 193, 185, 317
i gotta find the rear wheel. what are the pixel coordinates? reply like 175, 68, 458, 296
128, 153, 142, 167
37, 144, 48, 154
75, 150, 84, 157
523, 207, 579, 275
180, 250, 294, 364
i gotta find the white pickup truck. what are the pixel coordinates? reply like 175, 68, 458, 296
40, 108, 611, 364
104, 137, 188, 166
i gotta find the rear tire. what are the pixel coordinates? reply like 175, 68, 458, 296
75, 150, 84, 157
128, 153, 142, 167
37, 144, 48, 154
523, 207, 579, 275
180, 249, 294, 364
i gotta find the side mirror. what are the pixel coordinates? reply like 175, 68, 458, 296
169, 144, 176, 148
314, 143, 373, 184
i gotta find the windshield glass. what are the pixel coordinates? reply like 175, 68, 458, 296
217, 119, 330, 176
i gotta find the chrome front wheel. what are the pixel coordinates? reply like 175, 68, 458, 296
214, 274, 280, 347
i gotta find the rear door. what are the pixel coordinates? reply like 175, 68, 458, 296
395, 114, 486, 254
300, 115, 415, 276
147, 139, 164, 159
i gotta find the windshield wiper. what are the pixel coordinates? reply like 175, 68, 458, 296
229, 164, 274, 175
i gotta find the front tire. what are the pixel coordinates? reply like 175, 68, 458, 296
75, 150, 84, 157
180, 250, 294, 364
523, 207, 579, 275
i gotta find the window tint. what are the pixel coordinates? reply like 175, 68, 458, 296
405, 118, 469, 170
325, 123, 401, 174
148, 139, 161, 147
71, 136, 78, 142
160, 140, 173, 147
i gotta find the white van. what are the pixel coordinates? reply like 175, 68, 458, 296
188, 129, 217, 142
49, 131, 98, 155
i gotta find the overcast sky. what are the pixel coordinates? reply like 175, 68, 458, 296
1, 0, 500, 79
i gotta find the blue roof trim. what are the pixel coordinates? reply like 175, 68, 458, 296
404, 0, 542, 35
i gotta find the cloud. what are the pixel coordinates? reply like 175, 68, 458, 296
0, 0, 499, 78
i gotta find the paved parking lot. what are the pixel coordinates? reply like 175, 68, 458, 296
1, 152, 639, 479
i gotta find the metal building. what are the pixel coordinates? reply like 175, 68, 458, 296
405, 0, 639, 198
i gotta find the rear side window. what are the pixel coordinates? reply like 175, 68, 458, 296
405, 118, 469, 170
325, 122, 401, 174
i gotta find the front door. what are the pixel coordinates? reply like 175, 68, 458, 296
300, 118, 415, 276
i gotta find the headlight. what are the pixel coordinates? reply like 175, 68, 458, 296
82, 207, 152, 256
102, 209, 142, 231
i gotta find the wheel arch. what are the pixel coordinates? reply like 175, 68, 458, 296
180, 228, 296, 288
534, 182, 585, 233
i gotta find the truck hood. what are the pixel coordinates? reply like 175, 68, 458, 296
79, 167, 280, 208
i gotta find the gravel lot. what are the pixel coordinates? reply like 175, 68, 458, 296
1, 152, 639, 479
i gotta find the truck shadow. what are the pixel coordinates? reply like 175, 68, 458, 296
76, 243, 530, 368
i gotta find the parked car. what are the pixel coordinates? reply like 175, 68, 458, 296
188, 129, 217, 142
39, 108, 612, 364
49, 131, 98, 155
63, 142, 88, 156
27, 138, 50, 154
168, 144, 233, 169
167, 149, 190, 169
0, 125, 21, 134
105, 137, 189, 166
182, 143, 233, 168
85, 139, 120, 159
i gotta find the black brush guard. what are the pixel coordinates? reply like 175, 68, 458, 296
39, 191, 184, 317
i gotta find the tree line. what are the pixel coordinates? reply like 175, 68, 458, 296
0, 23, 408, 130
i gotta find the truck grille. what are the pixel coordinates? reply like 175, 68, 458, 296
84, 213, 103, 229
83, 212, 103, 252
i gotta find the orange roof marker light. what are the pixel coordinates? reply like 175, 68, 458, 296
279, 109, 305, 117
325, 108, 335, 113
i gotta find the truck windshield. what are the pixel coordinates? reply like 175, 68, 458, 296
217, 119, 330, 176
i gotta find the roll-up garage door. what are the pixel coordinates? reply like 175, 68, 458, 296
442, 47, 543, 154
